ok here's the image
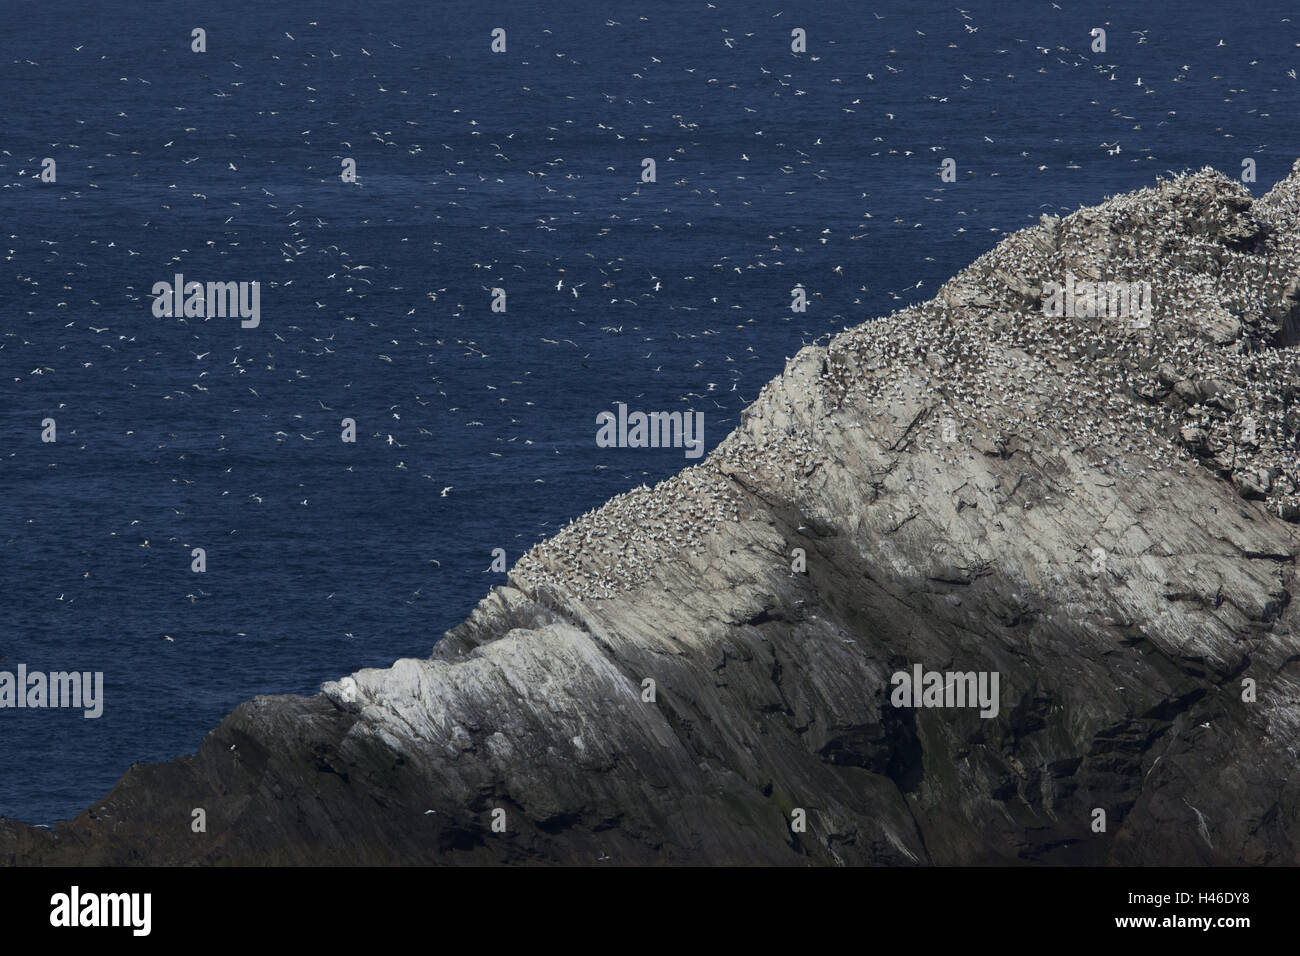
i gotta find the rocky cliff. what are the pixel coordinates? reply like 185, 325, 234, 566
6, 163, 1300, 865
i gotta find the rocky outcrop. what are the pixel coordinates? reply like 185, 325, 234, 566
6, 164, 1300, 865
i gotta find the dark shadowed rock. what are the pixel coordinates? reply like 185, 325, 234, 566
6, 164, 1300, 866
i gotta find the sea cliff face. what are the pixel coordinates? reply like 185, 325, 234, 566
6, 164, 1300, 865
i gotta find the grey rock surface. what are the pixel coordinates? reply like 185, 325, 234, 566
5, 164, 1300, 865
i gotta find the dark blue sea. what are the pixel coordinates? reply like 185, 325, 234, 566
3, 0, 1298, 825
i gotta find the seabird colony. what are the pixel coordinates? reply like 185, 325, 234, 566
517, 163, 1300, 601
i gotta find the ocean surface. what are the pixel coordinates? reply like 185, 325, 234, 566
3, 0, 1299, 825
